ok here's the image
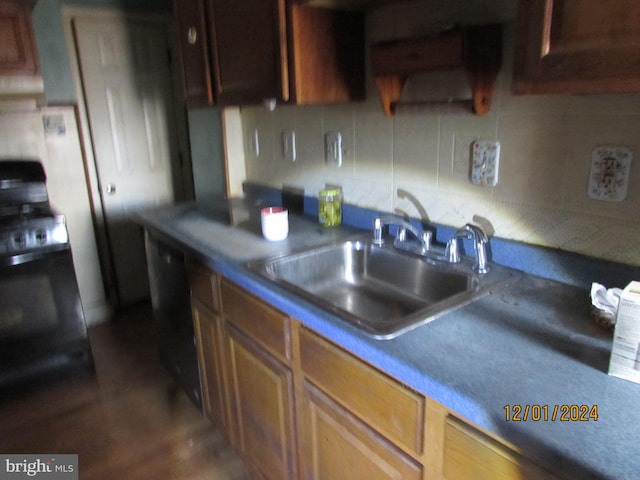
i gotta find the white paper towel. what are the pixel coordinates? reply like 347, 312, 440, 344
591, 282, 623, 328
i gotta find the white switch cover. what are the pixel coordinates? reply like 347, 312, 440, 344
282, 130, 296, 162
325, 132, 342, 167
588, 145, 632, 201
250, 129, 260, 157
471, 140, 500, 186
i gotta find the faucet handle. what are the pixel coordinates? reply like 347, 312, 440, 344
445, 237, 462, 263
464, 223, 488, 243
464, 223, 491, 273
372, 217, 384, 245
421, 230, 433, 249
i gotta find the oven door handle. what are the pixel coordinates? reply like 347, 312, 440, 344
0, 245, 71, 268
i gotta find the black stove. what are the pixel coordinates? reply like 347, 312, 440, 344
0, 160, 94, 397
0, 161, 69, 259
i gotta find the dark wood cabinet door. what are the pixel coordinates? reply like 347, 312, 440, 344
513, 0, 640, 94
0, 0, 38, 75
172, 0, 213, 106
207, 0, 288, 104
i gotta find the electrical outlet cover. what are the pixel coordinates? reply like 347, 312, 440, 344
471, 140, 500, 186
588, 146, 632, 201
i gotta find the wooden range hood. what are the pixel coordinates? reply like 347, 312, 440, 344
371, 24, 503, 116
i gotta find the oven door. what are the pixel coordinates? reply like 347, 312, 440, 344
0, 247, 92, 384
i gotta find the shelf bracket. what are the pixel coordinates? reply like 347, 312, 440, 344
373, 75, 407, 116
371, 24, 503, 116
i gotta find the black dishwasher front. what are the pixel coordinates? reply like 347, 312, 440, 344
144, 231, 202, 408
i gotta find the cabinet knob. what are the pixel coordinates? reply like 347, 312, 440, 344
187, 27, 198, 45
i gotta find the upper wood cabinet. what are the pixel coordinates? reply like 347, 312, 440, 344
172, 0, 365, 106
288, 3, 365, 104
0, 0, 38, 76
172, 0, 214, 106
207, 0, 288, 105
513, 0, 640, 94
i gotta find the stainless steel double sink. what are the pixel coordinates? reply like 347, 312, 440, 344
247, 237, 519, 339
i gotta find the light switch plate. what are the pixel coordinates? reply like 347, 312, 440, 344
471, 140, 500, 186
282, 130, 296, 162
588, 145, 632, 201
325, 132, 342, 167
250, 129, 260, 157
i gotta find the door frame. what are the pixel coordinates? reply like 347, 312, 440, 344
62, 6, 193, 306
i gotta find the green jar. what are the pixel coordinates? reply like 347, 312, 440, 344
318, 188, 342, 227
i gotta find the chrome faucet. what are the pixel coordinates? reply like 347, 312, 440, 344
372, 216, 432, 253
372, 216, 492, 274
446, 224, 491, 274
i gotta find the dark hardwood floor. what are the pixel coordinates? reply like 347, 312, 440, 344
0, 303, 254, 479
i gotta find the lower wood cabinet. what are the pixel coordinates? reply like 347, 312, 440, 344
299, 326, 425, 458
186, 267, 566, 480
301, 380, 422, 480
440, 415, 560, 480
221, 278, 297, 480
191, 299, 227, 429
187, 262, 228, 431
225, 323, 297, 480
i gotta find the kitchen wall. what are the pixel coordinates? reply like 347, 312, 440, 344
239, 1, 640, 268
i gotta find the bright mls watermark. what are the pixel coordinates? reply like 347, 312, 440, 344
0, 455, 77, 479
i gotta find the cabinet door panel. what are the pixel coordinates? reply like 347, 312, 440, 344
302, 381, 423, 480
172, 0, 213, 105
300, 327, 424, 456
226, 324, 296, 480
208, 0, 287, 104
290, 5, 365, 103
221, 278, 290, 363
0, 0, 38, 75
192, 300, 227, 429
442, 416, 559, 480
187, 260, 220, 312
513, 0, 640, 93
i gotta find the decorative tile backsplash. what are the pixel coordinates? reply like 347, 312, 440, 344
238, 8, 640, 269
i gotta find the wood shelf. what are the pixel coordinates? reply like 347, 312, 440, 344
371, 24, 502, 116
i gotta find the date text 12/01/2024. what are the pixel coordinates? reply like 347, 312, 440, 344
504, 404, 599, 422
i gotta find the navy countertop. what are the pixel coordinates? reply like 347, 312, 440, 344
136, 199, 640, 480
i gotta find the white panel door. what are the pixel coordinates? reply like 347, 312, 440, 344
73, 16, 178, 305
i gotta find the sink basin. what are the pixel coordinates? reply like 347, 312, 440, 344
247, 238, 519, 339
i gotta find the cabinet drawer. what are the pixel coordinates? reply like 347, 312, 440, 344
221, 279, 290, 363
443, 416, 558, 480
302, 381, 422, 480
300, 327, 424, 456
187, 261, 220, 312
